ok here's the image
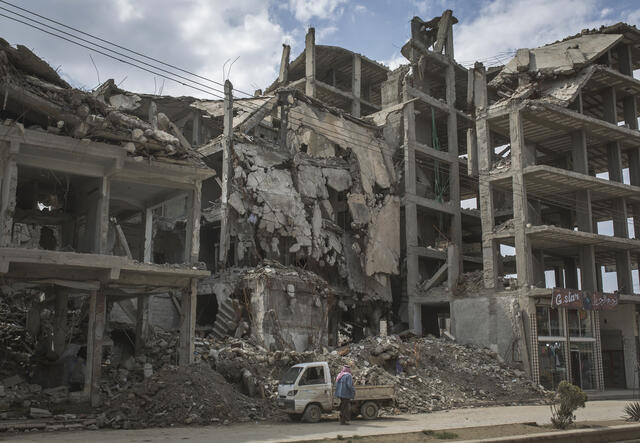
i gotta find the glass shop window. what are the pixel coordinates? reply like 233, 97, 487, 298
567, 309, 594, 338
537, 341, 568, 390
536, 306, 563, 337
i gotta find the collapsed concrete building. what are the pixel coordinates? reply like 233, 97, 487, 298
466, 23, 640, 391
1, 8, 639, 408
0, 39, 213, 406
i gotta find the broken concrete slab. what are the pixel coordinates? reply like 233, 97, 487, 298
347, 193, 370, 226
365, 196, 400, 276
322, 168, 352, 193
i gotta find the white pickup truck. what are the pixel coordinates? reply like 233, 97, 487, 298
277, 361, 394, 423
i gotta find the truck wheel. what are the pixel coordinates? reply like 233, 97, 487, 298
360, 401, 379, 420
288, 413, 302, 421
302, 404, 322, 423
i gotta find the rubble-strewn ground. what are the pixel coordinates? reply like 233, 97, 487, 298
1, 326, 546, 432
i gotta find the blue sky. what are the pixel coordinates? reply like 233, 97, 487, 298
1, 0, 638, 97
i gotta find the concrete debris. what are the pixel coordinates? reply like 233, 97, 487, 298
0, 41, 204, 164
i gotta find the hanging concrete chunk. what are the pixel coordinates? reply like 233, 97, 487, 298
365, 196, 400, 276
322, 168, 352, 193
347, 193, 370, 226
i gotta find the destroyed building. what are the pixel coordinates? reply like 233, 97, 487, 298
0, 38, 213, 406
466, 23, 640, 392
1, 8, 640, 417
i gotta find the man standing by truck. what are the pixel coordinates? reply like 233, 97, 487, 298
335, 365, 355, 425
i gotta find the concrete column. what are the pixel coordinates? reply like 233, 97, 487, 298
219, 80, 233, 266
95, 176, 110, 254
412, 302, 422, 336
477, 107, 499, 288
351, 54, 361, 118
191, 112, 201, 146
135, 295, 150, 355
554, 266, 564, 288
446, 63, 462, 274
603, 87, 633, 294
84, 289, 106, 407
184, 183, 202, 264
563, 257, 579, 290
620, 44, 640, 289
532, 249, 545, 288
53, 289, 68, 356
0, 144, 18, 248
179, 279, 197, 365
305, 28, 316, 98
143, 207, 153, 263
278, 44, 291, 84
510, 110, 534, 288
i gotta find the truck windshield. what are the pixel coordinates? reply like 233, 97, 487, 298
280, 367, 302, 385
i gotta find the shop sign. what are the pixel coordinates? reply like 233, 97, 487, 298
551, 288, 618, 310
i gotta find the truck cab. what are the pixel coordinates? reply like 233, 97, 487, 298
277, 362, 333, 420
277, 361, 394, 423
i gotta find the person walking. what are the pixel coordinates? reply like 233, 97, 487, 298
335, 365, 355, 425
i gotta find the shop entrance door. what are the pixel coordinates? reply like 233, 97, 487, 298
570, 345, 595, 390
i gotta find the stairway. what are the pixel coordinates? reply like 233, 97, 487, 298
211, 299, 237, 339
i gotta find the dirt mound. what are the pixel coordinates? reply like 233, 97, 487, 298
99, 363, 285, 428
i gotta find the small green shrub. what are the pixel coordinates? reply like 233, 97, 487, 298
549, 381, 588, 429
623, 401, 640, 421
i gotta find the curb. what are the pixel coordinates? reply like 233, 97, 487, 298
456, 423, 640, 443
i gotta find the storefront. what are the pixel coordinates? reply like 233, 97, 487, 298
531, 288, 620, 391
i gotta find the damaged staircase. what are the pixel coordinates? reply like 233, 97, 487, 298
211, 299, 237, 339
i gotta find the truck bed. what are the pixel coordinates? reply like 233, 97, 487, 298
354, 385, 394, 401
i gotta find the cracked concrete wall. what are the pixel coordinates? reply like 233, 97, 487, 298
219, 95, 402, 306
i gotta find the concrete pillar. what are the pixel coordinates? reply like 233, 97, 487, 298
563, 257, 579, 290
143, 208, 153, 263
412, 302, 422, 336
510, 110, 534, 288
532, 249, 545, 288
351, 54, 361, 118
84, 289, 106, 407
0, 143, 18, 248
53, 289, 68, 356
477, 107, 499, 288
135, 295, 150, 355
446, 61, 462, 275
603, 87, 633, 294
305, 28, 316, 98
278, 44, 291, 84
554, 266, 564, 288
95, 177, 110, 254
184, 183, 202, 264
191, 112, 201, 146
219, 80, 233, 266
179, 279, 197, 365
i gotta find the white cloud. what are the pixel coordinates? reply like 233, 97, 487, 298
354, 4, 367, 14
287, 0, 347, 22
10, 0, 292, 98
113, 0, 142, 22
454, 0, 605, 67
412, 0, 428, 15
383, 53, 408, 70
317, 25, 338, 40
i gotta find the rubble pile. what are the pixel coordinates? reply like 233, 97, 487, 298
189, 334, 546, 415
0, 296, 32, 379
452, 271, 485, 296
98, 364, 283, 428
0, 39, 202, 163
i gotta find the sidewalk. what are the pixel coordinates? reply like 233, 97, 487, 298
3, 400, 631, 443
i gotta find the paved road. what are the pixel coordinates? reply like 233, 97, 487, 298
1, 400, 630, 443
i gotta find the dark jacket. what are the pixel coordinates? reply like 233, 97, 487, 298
335, 373, 355, 399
